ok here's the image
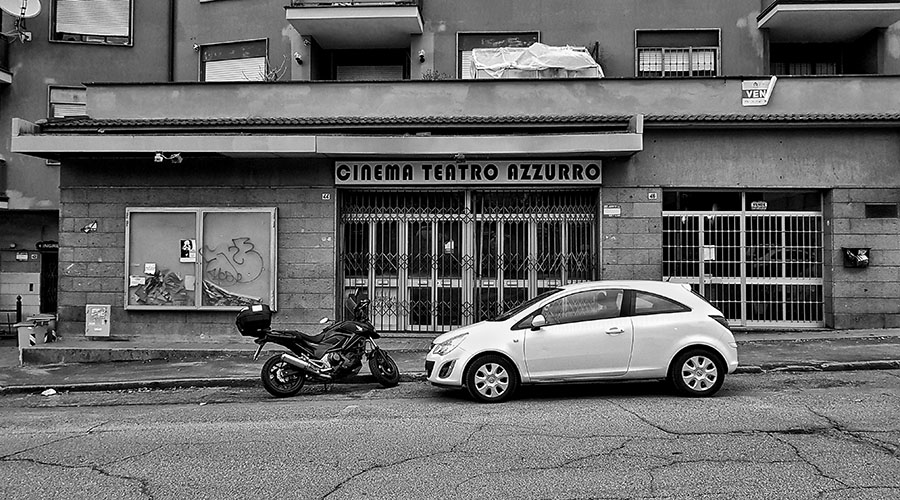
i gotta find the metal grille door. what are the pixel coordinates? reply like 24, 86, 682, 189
340, 191, 597, 333
663, 210, 824, 327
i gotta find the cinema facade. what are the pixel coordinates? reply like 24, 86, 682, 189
11, 76, 900, 343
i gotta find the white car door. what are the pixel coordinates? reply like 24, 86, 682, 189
524, 289, 634, 380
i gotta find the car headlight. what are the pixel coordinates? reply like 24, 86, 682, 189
431, 333, 468, 356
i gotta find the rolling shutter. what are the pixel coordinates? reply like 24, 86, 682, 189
56, 0, 131, 37
203, 57, 267, 82
335, 65, 403, 81
460, 51, 474, 80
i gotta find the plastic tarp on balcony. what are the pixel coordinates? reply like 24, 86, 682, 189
471, 43, 603, 79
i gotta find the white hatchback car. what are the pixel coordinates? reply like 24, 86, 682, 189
425, 280, 738, 403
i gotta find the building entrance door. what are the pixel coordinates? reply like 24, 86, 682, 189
340, 190, 597, 333
662, 191, 824, 328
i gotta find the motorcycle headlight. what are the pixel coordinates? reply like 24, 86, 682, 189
431, 333, 468, 356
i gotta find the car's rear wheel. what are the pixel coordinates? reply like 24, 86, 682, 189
670, 348, 725, 397
465, 355, 518, 403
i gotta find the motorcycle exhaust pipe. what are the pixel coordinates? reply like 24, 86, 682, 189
281, 353, 331, 379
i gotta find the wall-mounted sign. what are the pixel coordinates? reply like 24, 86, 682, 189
36, 240, 59, 251
742, 76, 777, 107
15, 251, 28, 262
750, 201, 768, 211
603, 204, 622, 217
335, 161, 602, 185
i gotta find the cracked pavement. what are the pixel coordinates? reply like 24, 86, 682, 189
0, 370, 898, 500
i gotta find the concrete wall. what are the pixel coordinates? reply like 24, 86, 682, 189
830, 189, 900, 329
57, 159, 336, 343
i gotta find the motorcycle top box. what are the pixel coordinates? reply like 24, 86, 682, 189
236, 304, 272, 336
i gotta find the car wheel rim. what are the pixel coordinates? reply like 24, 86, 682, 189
473, 362, 509, 399
680, 355, 717, 392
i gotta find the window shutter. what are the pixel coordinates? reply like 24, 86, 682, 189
56, 0, 131, 37
52, 103, 87, 118
663, 50, 690, 74
335, 65, 403, 81
691, 49, 716, 73
203, 57, 267, 82
460, 50, 473, 79
638, 49, 662, 74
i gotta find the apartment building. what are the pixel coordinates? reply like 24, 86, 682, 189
5, 0, 900, 342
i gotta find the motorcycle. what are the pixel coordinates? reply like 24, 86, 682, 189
235, 294, 400, 397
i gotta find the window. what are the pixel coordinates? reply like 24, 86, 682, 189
541, 289, 623, 326
865, 204, 898, 219
51, 0, 133, 46
635, 29, 719, 77
48, 86, 87, 118
200, 40, 268, 82
125, 208, 277, 310
632, 291, 689, 316
457, 31, 539, 79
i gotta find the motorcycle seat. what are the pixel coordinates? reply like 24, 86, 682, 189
278, 329, 328, 344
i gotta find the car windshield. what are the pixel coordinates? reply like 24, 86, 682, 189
489, 288, 562, 321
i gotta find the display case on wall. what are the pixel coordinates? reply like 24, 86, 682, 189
125, 208, 277, 310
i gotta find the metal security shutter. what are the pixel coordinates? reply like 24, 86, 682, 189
56, 0, 130, 37
203, 57, 266, 82
335, 65, 403, 81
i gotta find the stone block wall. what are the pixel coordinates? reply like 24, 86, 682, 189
58, 180, 336, 344
829, 188, 900, 329
600, 187, 663, 280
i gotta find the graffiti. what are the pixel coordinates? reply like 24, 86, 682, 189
204, 237, 264, 285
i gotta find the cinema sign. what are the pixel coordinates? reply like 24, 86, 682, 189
334, 161, 602, 185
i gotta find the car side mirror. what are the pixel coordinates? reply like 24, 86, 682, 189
531, 314, 547, 330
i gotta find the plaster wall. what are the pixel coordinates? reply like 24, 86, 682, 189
85, 76, 900, 121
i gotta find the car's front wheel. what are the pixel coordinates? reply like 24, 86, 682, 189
670, 349, 725, 397
465, 355, 518, 403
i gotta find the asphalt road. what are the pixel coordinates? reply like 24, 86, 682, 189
2, 370, 899, 500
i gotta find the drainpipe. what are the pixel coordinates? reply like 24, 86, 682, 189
167, 0, 175, 82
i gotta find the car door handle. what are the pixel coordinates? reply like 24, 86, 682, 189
606, 327, 625, 335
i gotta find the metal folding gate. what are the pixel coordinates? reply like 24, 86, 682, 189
340, 190, 597, 333
662, 210, 824, 327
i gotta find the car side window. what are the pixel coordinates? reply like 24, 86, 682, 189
632, 291, 690, 316
541, 289, 623, 326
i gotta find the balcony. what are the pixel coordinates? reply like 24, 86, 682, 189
286, 0, 423, 49
758, 0, 900, 42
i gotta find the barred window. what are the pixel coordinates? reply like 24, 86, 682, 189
636, 29, 719, 77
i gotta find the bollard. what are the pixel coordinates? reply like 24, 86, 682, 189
16, 295, 22, 323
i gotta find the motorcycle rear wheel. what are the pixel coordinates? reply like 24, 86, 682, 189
261, 354, 306, 397
368, 349, 400, 387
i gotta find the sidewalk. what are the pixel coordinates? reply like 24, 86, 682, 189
2, 329, 900, 395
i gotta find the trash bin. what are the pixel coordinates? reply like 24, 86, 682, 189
28, 314, 57, 343
14, 321, 42, 348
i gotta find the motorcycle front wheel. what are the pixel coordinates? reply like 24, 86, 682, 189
368, 349, 400, 387
261, 354, 306, 397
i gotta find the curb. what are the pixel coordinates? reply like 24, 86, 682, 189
0, 372, 428, 395
737, 359, 900, 374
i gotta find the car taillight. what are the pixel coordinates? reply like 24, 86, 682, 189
710, 315, 731, 331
